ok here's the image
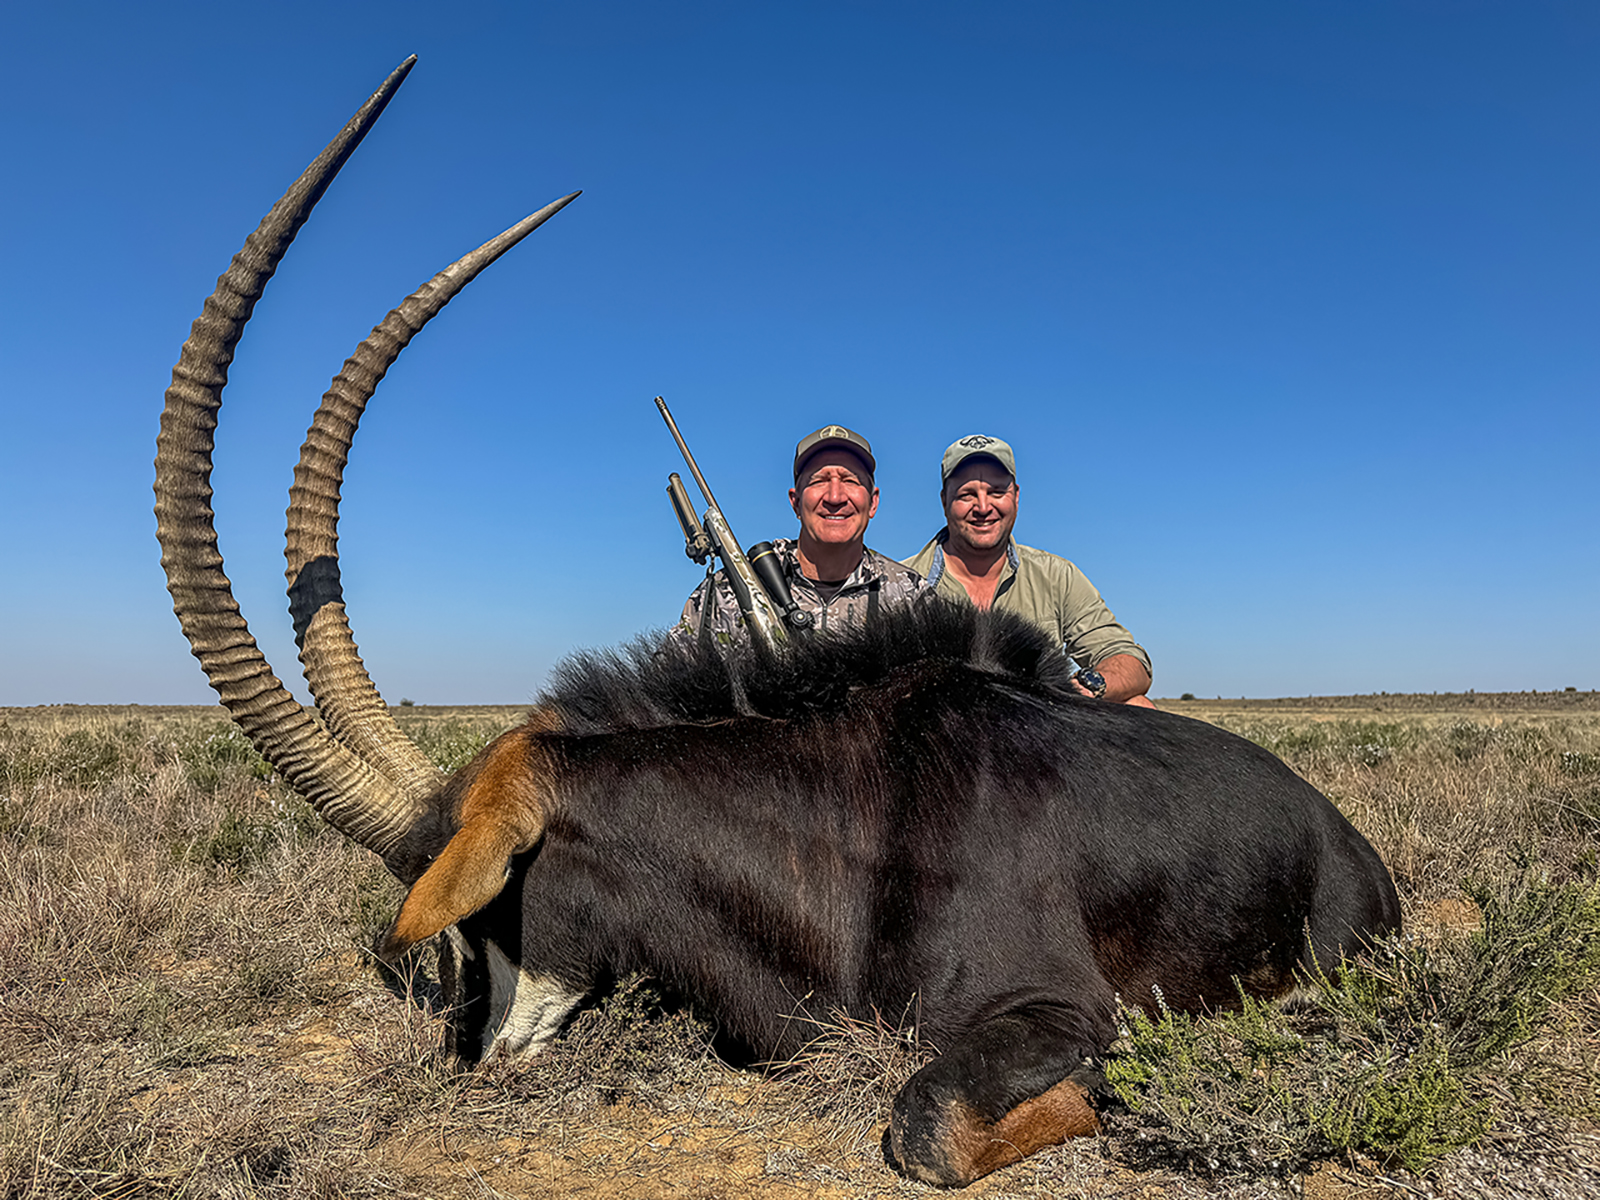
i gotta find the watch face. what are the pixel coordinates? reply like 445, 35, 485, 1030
1077, 668, 1106, 697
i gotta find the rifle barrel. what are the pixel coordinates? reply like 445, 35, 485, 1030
655, 397, 721, 511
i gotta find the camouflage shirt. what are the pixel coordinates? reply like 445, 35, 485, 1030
674, 538, 930, 647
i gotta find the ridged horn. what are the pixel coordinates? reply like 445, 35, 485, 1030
155, 58, 422, 858
285, 192, 581, 797
155, 56, 577, 868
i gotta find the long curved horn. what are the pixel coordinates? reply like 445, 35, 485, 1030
286, 192, 581, 798
155, 58, 422, 857
154, 56, 578, 867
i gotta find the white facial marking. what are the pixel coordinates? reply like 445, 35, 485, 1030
483, 939, 585, 1060
443, 925, 475, 962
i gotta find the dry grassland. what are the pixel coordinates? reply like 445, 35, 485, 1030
2, 696, 1597, 1199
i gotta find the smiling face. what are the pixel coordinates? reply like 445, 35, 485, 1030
942, 458, 1019, 555
790, 448, 880, 558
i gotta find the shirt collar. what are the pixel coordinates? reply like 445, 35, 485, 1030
781, 537, 876, 592
927, 528, 1016, 587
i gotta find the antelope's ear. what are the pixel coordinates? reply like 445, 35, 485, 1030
380, 815, 526, 959
378, 722, 557, 960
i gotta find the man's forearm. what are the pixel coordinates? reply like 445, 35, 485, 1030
1074, 653, 1151, 703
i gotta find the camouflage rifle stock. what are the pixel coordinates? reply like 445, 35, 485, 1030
657, 397, 809, 651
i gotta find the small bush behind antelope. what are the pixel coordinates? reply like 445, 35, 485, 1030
1104, 857, 1600, 1177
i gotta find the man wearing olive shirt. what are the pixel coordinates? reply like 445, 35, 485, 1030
904, 434, 1154, 707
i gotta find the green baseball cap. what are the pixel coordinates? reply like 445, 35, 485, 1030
941, 434, 1017, 482
794, 424, 876, 481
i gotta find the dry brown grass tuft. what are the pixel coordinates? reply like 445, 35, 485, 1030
1, 699, 1596, 1198
768, 1003, 934, 1156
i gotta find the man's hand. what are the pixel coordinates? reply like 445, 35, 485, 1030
1070, 653, 1153, 705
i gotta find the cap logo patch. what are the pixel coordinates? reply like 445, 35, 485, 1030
822, 425, 848, 440
960, 435, 996, 448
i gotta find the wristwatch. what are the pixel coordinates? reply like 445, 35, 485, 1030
1075, 668, 1107, 699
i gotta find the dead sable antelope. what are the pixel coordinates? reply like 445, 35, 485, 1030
153, 58, 1401, 1188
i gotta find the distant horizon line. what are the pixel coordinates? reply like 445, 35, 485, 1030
3, 687, 1594, 713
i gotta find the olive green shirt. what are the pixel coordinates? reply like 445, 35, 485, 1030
903, 531, 1152, 677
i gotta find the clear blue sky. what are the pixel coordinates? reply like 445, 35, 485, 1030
2, 1, 1594, 705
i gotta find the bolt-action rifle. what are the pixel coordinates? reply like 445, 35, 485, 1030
656, 397, 813, 651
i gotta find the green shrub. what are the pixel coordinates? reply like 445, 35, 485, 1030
1105, 854, 1600, 1179
1313, 1036, 1487, 1171
178, 722, 272, 793
1448, 859, 1600, 1065
1108, 990, 1323, 1175
186, 793, 323, 873
0, 719, 150, 791
404, 719, 499, 772
1219, 719, 1415, 768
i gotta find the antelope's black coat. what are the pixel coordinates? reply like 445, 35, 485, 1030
409, 601, 1399, 1177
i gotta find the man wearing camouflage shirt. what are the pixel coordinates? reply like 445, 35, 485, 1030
904, 433, 1155, 707
675, 425, 927, 646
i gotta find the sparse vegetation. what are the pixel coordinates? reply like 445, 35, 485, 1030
1105, 858, 1600, 1178
1, 697, 1596, 1198
392, 706, 507, 771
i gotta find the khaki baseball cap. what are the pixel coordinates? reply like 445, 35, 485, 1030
794, 424, 876, 481
941, 434, 1017, 482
